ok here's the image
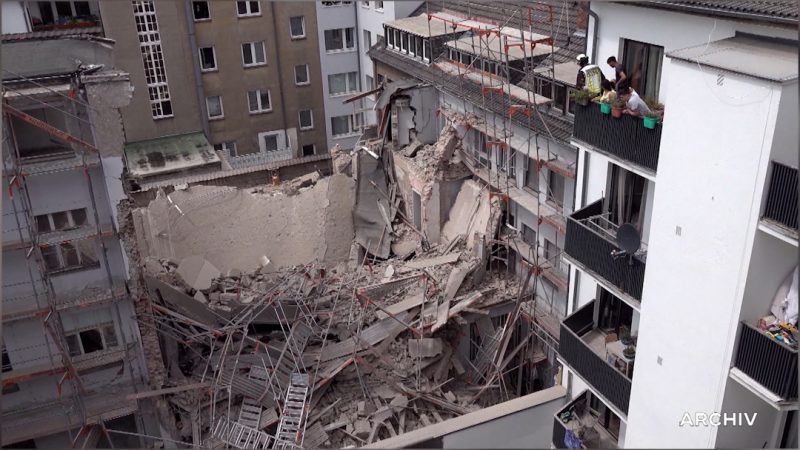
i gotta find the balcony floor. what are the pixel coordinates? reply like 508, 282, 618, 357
729, 367, 798, 411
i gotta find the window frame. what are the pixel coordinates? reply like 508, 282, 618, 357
330, 113, 362, 138
375, 0, 384, 11
324, 27, 356, 53
35, 209, 89, 234
301, 144, 316, 156
361, 0, 371, 8
259, 130, 286, 153
289, 15, 306, 39
298, 109, 314, 130
192, 1, 210, 21
206, 95, 224, 120
236, 1, 261, 18
214, 142, 238, 157
247, 89, 272, 114
241, 41, 267, 67
65, 322, 119, 358
41, 240, 99, 274
328, 72, 359, 97
363, 29, 371, 49
294, 64, 310, 86
198, 46, 217, 72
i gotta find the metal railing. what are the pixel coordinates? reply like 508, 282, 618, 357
762, 162, 798, 232
733, 321, 797, 400
565, 200, 646, 301
552, 390, 620, 449
559, 300, 632, 414
223, 148, 294, 169
572, 103, 662, 172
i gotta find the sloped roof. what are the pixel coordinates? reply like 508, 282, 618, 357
632, 1, 798, 25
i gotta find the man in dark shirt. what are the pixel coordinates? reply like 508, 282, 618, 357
606, 56, 630, 93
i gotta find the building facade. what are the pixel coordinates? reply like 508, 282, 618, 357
555, 2, 798, 449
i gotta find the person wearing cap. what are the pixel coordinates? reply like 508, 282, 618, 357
575, 54, 604, 97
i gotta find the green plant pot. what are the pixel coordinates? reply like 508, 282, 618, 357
599, 103, 611, 114
643, 116, 658, 129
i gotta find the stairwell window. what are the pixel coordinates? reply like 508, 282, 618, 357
302, 144, 316, 156
133, 1, 173, 119
328, 72, 358, 96
206, 95, 224, 119
299, 110, 314, 130
236, 1, 260, 17
242, 41, 266, 67
192, 1, 210, 21
324, 28, 355, 53
41, 240, 98, 273
65, 323, 118, 357
198, 46, 217, 71
289, 16, 305, 39
35, 208, 88, 233
294, 64, 310, 85
247, 90, 272, 114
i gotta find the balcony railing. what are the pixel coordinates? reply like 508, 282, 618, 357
559, 301, 632, 414
762, 162, 798, 233
572, 103, 662, 173
222, 148, 293, 169
565, 199, 646, 301
733, 322, 798, 401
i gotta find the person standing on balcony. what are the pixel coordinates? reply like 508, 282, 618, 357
606, 56, 630, 93
575, 54, 605, 96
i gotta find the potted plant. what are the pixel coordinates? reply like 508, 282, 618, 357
610, 99, 625, 118
623, 345, 636, 359
598, 100, 611, 115
569, 90, 593, 107
620, 327, 634, 345
642, 111, 659, 129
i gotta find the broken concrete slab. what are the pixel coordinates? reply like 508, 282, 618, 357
408, 338, 444, 358
354, 419, 371, 439
375, 293, 425, 320
176, 255, 221, 292
402, 252, 460, 270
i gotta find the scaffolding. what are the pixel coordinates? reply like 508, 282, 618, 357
417, 0, 581, 401
1, 68, 144, 447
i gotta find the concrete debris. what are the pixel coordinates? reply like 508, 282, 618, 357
127, 85, 560, 450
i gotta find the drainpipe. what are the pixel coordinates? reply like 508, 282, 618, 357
183, 0, 210, 138
587, 6, 599, 63
270, 1, 290, 152
353, 2, 363, 128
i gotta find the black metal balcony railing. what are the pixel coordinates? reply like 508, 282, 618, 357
734, 322, 798, 400
565, 200, 646, 301
559, 301, 632, 414
762, 162, 798, 232
573, 103, 662, 173
552, 413, 568, 449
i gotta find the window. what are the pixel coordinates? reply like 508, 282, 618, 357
387, 28, 394, 48
365, 74, 374, 91
192, 1, 210, 20
324, 28, 355, 52
622, 39, 664, 100
361, 0, 370, 7
302, 144, 316, 156
298, 110, 314, 130
331, 114, 361, 137
294, 64, 310, 85
133, 1, 173, 119
199, 47, 216, 71
242, 41, 266, 67
375, 1, 384, 10
522, 223, 536, 246
247, 90, 272, 114
321, 1, 352, 6
401, 32, 408, 53
525, 158, 538, 191
328, 72, 358, 96
214, 142, 238, 157
41, 240, 98, 273
547, 170, 565, 208
263, 134, 278, 152
65, 323, 118, 357
206, 95, 223, 119
236, 1, 260, 17
289, 16, 305, 38
2, 346, 18, 394
35, 209, 88, 233
544, 239, 560, 266
363, 29, 371, 48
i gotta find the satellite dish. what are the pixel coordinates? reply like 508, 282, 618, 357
616, 223, 641, 255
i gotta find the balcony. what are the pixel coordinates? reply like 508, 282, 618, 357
222, 148, 294, 169
553, 390, 620, 449
572, 103, 662, 173
732, 322, 797, 404
558, 300, 633, 414
760, 162, 798, 243
564, 200, 646, 303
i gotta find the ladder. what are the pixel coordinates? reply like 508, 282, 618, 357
211, 416, 273, 449
237, 363, 272, 429
274, 373, 310, 449
267, 322, 313, 397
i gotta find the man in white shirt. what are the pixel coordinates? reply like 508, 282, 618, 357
619, 88, 652, 117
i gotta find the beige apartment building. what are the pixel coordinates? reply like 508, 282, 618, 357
99, 0, 328, 170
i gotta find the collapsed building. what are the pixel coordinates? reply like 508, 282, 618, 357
122, 80, 565, 448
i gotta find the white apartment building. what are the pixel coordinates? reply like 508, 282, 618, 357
555, 1, 798, 449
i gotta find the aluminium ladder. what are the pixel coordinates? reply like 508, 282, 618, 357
210, 416, 273, 449
273, 373, 310, 449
